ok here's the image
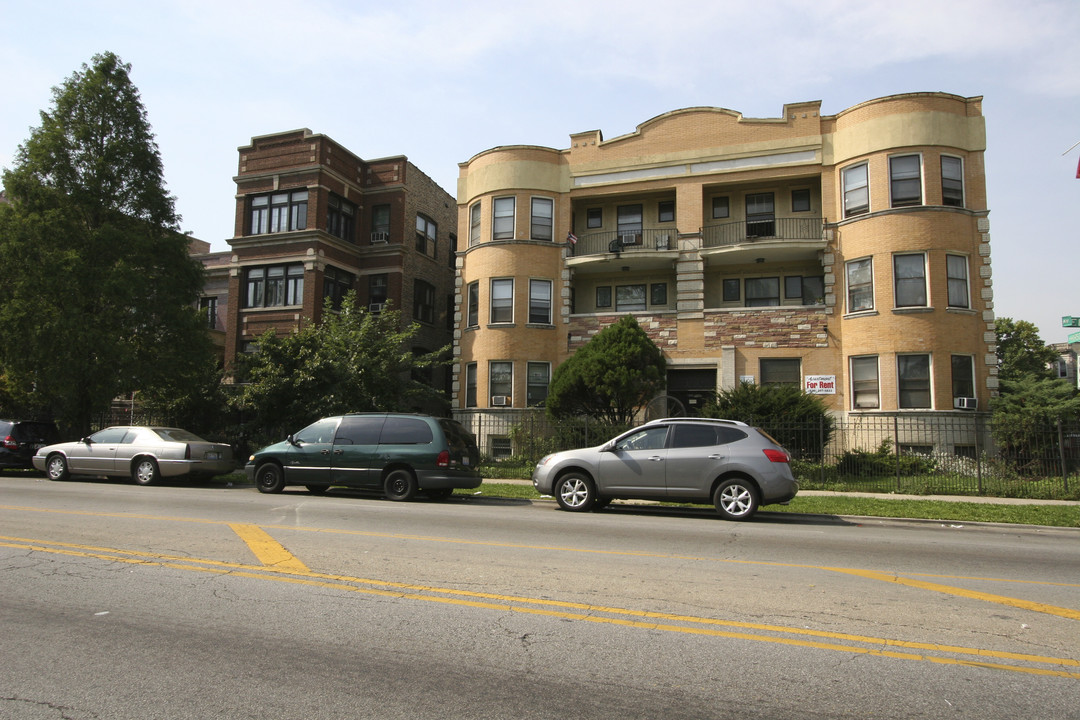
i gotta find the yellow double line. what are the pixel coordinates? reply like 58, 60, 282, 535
1, 531, 1078, 680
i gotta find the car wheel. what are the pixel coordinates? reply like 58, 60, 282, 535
46, 454, 69, 481
306, 485, 329, 495
132, 458, 159, 486
713, 478, 759, 521
554, 472, 596, 512
384, 469, 418, 502
256, 463, 285, 494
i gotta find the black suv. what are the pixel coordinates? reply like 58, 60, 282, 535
1, 420, 60, 472
246, 413, 482, 500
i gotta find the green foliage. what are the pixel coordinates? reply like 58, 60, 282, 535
232, 293, 448, 444
833, 438, 937, 477
995, 317, 1058, 381
0, 52, 211, 436
700, 382, 835, 458
545, 315, 666, 425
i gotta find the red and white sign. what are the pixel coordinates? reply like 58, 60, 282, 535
804, 375, 836, 394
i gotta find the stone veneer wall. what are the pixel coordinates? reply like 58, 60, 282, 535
704, 308, 829, 349
568, 313, 678, 352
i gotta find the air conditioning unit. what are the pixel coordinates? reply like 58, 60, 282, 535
620, 233, 640, 245
371, 231, 389, 243
656, 234, 670, 250
369, 302, 385, 313
491, 395, 509, 407
953, 397, 978, 410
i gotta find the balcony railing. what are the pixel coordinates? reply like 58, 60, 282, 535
570, 228, 678, 258
701, 217, 824, 248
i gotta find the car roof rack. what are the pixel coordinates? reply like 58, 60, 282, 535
642, 417, 749, 427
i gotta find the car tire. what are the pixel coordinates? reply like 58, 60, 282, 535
713, 478, 759, 521
45, 454, 69, 481
256, 463, 285, 494
554, 472, 596, 512
132, 458, 159, 486
384, 469, 418, 502
306, 485, 329, 495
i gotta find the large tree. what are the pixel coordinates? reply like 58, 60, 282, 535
233, 294, 449, 445
545, 315, 666, 425
994, 317, 1059, 381
0, 52, 210, 436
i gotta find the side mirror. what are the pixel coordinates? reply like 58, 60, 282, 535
81, 437, 92, 444
600, 440, 616, 452
287, 434, 299, 447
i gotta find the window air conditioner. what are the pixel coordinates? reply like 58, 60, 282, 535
620, 233, 640, 245
371, 231, 389, 243
369, 302, 385, 313
491, 395, 509, 407
953, 397, 978, 410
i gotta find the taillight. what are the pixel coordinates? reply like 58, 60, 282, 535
2, 435, 17, 450
763, 448, 790, 463
436, 450, 450, 468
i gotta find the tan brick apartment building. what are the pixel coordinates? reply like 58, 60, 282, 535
453, 93, 994, 433
223, 129, 458, 396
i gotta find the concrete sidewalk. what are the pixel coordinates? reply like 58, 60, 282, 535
485, 478, 1080, 506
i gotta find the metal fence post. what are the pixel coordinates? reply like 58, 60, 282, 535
894, 416, 901, 492
1058, 418, 1069, 493
819, 415, 825, 486
975, 413, 984, 495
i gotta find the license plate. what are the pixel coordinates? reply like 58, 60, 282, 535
205, 452, 221, 461
462, 457, 470, 466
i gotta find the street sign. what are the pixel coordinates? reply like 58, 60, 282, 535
1063, 316, 1080, 327
1070, 331, 1080, 344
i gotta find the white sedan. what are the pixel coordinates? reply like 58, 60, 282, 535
33, 426, 234, 485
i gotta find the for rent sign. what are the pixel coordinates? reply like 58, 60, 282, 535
804, 375, 836, 394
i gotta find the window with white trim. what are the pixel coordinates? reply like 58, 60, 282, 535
846, 257, 874, 312
745, 277, 780, 307
489, 361, 513, 402
851, 356, 880, 409
469, 202, 481, 246
531, 197, 553, 241
527, 362, 550, 406
941, 156, 964, 207
529, 279, 552, 324
890, 154, 922, 207
493, 197, 515, 240
465, 363, 477, 408
466, 281, 479, 328
894, 253, 927, 308
245, 264, 304, 308
490, 278, 513, 323
842, 163, 869, 218
250, 190, 307, 235
898, 354, 931, 409
946, 254, 970, 308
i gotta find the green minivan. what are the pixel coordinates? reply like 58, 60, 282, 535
246, 413, 482, 500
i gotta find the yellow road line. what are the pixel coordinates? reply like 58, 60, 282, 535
228, 524, 308, 572
1, 535, 1078, 679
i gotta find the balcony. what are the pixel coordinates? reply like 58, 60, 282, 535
701, 217, 826, 264
567, 228, 680, 274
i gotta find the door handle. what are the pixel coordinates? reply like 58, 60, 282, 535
708, 454, 722, 459
333, 450, 343, 455
321, 449, 331, 455
649, 456, 664, 462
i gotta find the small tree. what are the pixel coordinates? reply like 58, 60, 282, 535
233, 294, 448, 444
700, 382, 835, 459
545, 315, 666, 426
995, 317, 1058, 381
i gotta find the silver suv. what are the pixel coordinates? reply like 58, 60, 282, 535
531, 418, 797, 520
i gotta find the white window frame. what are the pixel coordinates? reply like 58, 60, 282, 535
846, 257, 874, 313
490, 278, 514, 324
489, 361, 513, 403
946, 254, 970, 309
530, 197, 554, 241
897, 353, 933, 409
941, 155, 965, 207
850, 356, 880, 410
842, 162, 869, 218
528, 278, 553, 325
465, 363, 477, 408
889, 153, 923, 208
493, 197, 515, 241
526, 362, 551, 407
469, 201, 481, 246
893, 252, 928, 308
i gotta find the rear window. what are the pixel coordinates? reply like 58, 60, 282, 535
379, 417, 433, 445
439, 419, 479, 453
10, 422, 58, 443
153, 428, 207, 443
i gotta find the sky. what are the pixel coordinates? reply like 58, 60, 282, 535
2, 0, 1079, 344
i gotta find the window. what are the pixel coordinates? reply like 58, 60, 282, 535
760, 358, 801, 387
787, 275, 824, 305
490, 278, 513, 323
587, 208, 603, 228
946, 254, 970, 308
327, 194, 356, 242
658, 200, 675, 223
489, 361, 513, 401
712, 196, 730, 219
722, 278, 740, 302
745, 277, 780, 307
890, 154, 922, 207
941, 156, 964, 207
250, 190, 307, 234
650, 283, 668, 306
380, 416, 434, 445
842, 163, 869, 218
529, 279, 552, 324
596, 286, 612, 309
371, 204, 390, 242
465, 363, 477, 407
615, 284, 646, 311
745, 193, 775, 237
898, 354, 932, 409
846, 258, 874, 312
413, 280, 435, 323
493, 197, 515, 240
200, 297, 217, 329
851, 356, 880, 409
617, 204, 643, 243
531, 197, 553, 241
368, 274, 388, 311
445, 293, 454, 330
791, 189, 811, 212
784, 276, 802, 301
469, 202, 481, 247
334, 416, 383, 446
527, 362, 550, 406
244, 264, 304, 308
416, 214, 437, 255
447, 233, 457, 269
323, 266, 353, 310
466, 281, 479, 328
894, 253, 927, 307
951, 355, 975, 400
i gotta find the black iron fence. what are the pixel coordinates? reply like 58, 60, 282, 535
454, 410, 1080, 499
701, 216, 824, 248
570, 228, 678, 257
